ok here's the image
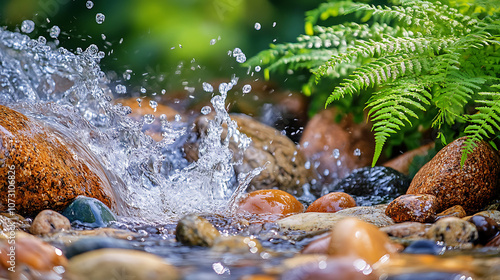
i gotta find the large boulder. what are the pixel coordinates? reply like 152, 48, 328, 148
0, 105, 118, 217
184, 113, 314, 195
407, 137, 500, 213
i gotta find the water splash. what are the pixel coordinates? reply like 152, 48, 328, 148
0, 28, 259, 221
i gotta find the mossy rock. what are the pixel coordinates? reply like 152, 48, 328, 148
62, 196, 117, 228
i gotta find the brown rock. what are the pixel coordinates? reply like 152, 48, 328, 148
407, 136, 500, 213
385, 194, 439, 223
175, 214, 220, 247
236, 189, 304, 222
115, 97, 180, 142
30, 210, 71, 235
299, 108, 375, 184
328, 218, 399, 265
305, 192, 356, 213
425, 217, 478, 247
185, 113, 313, 195
485, 234, 500, 247
380, 222, 428, 238
435, 205, 467, 221
211, 235, 263, 254
467, 215, 499, 245
383, 142, 435, 175
0, 105, 117, 216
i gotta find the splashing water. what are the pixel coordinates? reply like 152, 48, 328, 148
0, 28, 259, 222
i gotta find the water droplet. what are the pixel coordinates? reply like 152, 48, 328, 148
255, 66, 261, 72
333, 148, 340, 159
136, 98, 142, 107
305, 161, 311, 169
38, 36, 47, 45
49, 26, 60, 38
354, 148, 361, 156
96, 13, 105, 24
175, 114, 182, 121
272, 22, 277, 27
202, 82, 213, 93
201, 106, 212, 115
86, 0, 94, 9
21, 20, 35, 33
254, 22, 261, 30
242, 84, 252, 94
210, 39, 216, 45
236, 54, 246, 63
149, 100, 158, 111
161, 89, 166, 95
140, 87, 146, 94
115, 84, 126, 94
144, 114, 155, 124
101, 33, 106, 40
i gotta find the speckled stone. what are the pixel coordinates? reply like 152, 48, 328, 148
385, 194, 439, 223
380, 222, 428, 238
407, 137, 500, 213
184, 113, 314, 195
425, 217, 478, 247
0, 105, 116, 216
435, 205, 467, 221
30, 209, 71, 235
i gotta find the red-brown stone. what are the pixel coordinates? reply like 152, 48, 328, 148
407, 137, 500, 213
0, 105, 117, 216
306, 192, 356, 213
236, 189, 304, 222
385, 194, 439, 223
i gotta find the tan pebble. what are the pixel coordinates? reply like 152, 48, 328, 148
425, 217, 478, 247
30, 210, 71, 235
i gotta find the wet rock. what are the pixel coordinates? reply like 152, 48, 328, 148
67, 249, 179, 280
65, 237, 134, 259
116, 97, 180, 142
402, 240, 444, 255
175, 214, 220, 247
471, 210, 500, 225
425, 217, 478, 247
280, 257, 379, 280
467, 215, 499, 245
328, 218, 399, 265
185, 113, 313, 195
386, 272, 475, 280
42, 228, 139, 246
332, 166, 411, 205
435, 205, 466, 221
0, 105, 117, 216
0, 231, 67, 271
62, 196, 117, 228
407, 136, 500, 213
305, 192, 356, 213
236, 189, 304, 222
485, 233, 500, 247
301, 233, 331, 254
0, 214, 30, 234
380, 222, 428, 238
383, 142, 435, 175
211, 236, 262, 254
299, 108, 375, 184
30, 209, 71, 235
278, 206, 393, 232
385, 194, 439, 223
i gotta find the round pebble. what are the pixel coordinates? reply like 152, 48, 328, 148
467, 215, 499, 245
175, 214, 220, 247
30, 209, 71, 235
306, 192, 356, 213
425, 217, 478, 247
236, 189, 304, 221
385, 194, 439, 223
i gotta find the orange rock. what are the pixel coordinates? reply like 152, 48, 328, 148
328, 218, 399, 265
306, 192, 356, 213
299, 108, 375, 184
0, 105, 117, 216
385, 194, 439, 223
116, 97, 180, 141
236, 189, 304, 222
407, 137, 500, 213
435, 205, 467, 221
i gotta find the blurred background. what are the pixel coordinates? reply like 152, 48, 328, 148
0, 0, 323, 94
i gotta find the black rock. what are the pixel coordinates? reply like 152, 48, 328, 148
331, 166, 410, 205
64, 237, 134, 259
403, 240, 444, 255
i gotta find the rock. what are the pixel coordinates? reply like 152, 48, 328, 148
236, 189, 304, 222
41, 228, 139, 246
485, 234, 500, 247
62, 196, 117, 228
0, 105, 117, 216
30, 209, 71, 235
0, 231, 67, 271
470, 210, 500, 225
115, 97, 180, 142
184, 113, 313, 195
332, 166, 411, 206
425, 217, 478, 247
435, 205, 466, 221
383, 142, 435, 175
280, 257, 379, 280
0, 214, 30, 235
211, 236, 262, 254
402, 240, 444, 255
299, 108, 375, 184
65, 237, 134, 259
241, 275, 277, 280
380, 222, 428, 238
467, 215, 499, 245
278, 206, 394, 232
305, 192, 356, 213
328, 218, 400, 265
67, 249, 179, 280
407, 136, 500, 213
385, 272, 475, 280
301, 233, 331, 254
385, 194, 439, 223
175, 214, 220, 247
